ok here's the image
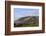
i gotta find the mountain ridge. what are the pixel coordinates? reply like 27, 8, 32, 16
14, 16, 39, 27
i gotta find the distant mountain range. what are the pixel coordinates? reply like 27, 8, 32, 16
14, 16, 39, 27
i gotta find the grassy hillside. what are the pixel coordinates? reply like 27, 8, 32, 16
14, 16, 39, 27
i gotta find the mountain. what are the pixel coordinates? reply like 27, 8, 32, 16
14, 16, 39, 27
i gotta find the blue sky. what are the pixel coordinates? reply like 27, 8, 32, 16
14, 8, 39, 20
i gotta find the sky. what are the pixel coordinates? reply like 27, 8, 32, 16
14, 8, 39, 20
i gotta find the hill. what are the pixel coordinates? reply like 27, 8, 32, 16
14, 16, 39, 27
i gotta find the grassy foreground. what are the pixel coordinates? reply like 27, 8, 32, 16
14, 23, 39, 27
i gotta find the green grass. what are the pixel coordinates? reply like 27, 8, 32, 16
15, 23, 39, 27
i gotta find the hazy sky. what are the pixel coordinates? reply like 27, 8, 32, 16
14, 8, 39, 20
